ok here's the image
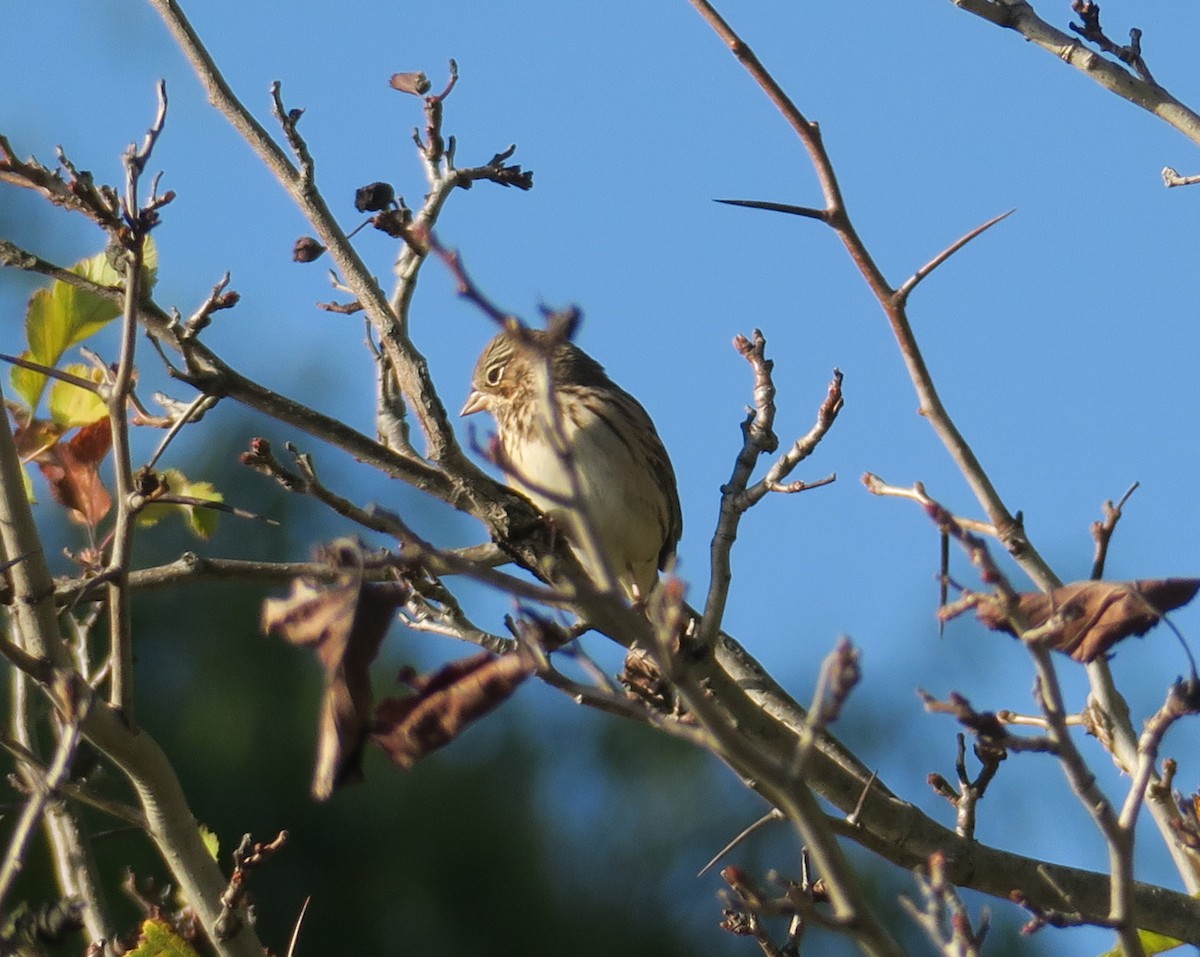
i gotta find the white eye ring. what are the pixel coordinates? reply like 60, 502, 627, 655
485, 363, 505, 387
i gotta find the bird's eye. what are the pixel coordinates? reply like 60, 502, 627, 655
485, 363, 505, 387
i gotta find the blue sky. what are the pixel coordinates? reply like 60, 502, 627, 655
5, 2, 1200, 953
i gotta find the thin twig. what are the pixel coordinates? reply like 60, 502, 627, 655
0, 690, 87, 917
107, 128, 156, 716
696, 333, 840, 654
1117, 677, 1200, 833
145, 393, 219, 470
1163, 166, 1200, 188
648, 579, 905, 957
1090, 482, 1139, 580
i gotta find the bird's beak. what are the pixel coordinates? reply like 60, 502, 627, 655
460, 390, 488, 416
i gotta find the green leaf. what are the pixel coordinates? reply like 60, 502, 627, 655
19, 460, 35, 505
137, 468, 224, 540
127, 918, 201, 957
198, 823, 220, 860
1098, 928, 1183, 957
48, 364, 107, 428
14, 236, 158, 411
11, 354, 47, 412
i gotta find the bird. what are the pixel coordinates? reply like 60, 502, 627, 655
461, 327, 682, 598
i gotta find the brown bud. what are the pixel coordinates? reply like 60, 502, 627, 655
292, 236, 326, 263
354, 182, 395, 213
371, 208, 411, 238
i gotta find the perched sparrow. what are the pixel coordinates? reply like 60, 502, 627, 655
461, 329, 682, 597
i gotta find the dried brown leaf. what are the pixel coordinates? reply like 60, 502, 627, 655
10, 410, 61, 460
372, 650, 534, 770
261, 542, 410, 799
974, 578, 1200, 662
389, 71, 431, 95
35, 418, 112, 527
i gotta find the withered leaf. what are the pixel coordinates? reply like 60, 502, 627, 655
389, 71, 431, 96
10, 409, 61, 460
372, 650, 534, 770
35, 418, 112, 528
261, 542, 410, 800
974, 578, 1200, 663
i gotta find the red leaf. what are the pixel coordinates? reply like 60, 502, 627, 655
35, 418, 112, 527
974, 578, 1200, 662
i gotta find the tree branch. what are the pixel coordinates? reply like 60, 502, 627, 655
951, 0, 1200, 148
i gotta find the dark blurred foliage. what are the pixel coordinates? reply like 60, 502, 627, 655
0, 421, 1057, 956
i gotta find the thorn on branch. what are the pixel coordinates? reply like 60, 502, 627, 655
715, 197, 829, 222
697, 809, 784, 878
897, 209, 1014, 305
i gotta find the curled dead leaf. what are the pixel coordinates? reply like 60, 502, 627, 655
390, 71, 431, 95
372, 650, 534, 770
261, 541, 409, 800
973, 578, 1200, 662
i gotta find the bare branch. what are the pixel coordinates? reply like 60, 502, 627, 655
696, 333, 840, 655
951, 0, 1200, 148
1163, 166, 1200, 187
1090, 482, 1139, 581
695, 0, 1200, 893
0, 681, 89, 916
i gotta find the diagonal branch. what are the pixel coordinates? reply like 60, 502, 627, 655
146, 0, 481, 481
951, 0, 1200, 148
